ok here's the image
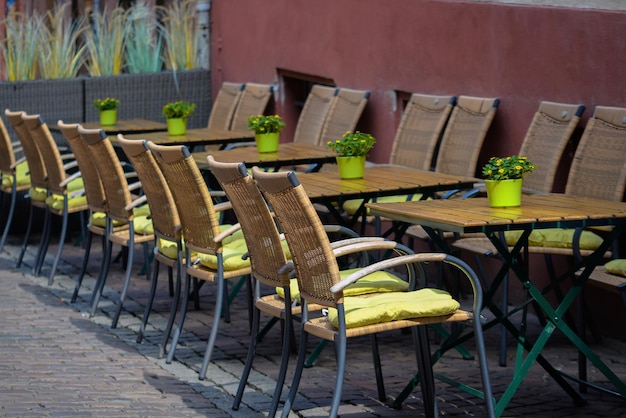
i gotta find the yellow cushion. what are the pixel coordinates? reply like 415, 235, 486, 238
158, 238, 180, 259
327, 288, 460, 328
1, 160, 30, 188
197, 237, 251, 271
45, 193, 88, 210
343, 194, 424, 216
29, 187, 48, 202
133, 215, 153, 235
89, 205, 151, 228
276, 268, 409, 302
605, 259, 626, 277
66, 177, 84, 192
504, 228, 603, 250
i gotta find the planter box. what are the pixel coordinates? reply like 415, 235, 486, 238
84, 69, 211, 129
0, 77, 85, 144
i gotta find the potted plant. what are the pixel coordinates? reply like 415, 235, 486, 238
326, 131, 376, 179
162, 101, 196, 135
247, 114, 286, 153
93, 97, 121, 126
482, 155, 535, 207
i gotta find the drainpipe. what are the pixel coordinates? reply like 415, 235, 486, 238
196, 0, 211, 70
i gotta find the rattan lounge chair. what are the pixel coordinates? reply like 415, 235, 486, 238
146, 142, 252, 375
22, 113, 88, 284
0, 115, 30, 252
207, 82, 245, 131
293, 84, 337, 146
116, 135, 182, 350
78, 126, 154, 328
318, 87, 370, 146
252, 167, 495, 418
57, 121, 118, 303
342, 93, 456, 231
229, 82, 274, 132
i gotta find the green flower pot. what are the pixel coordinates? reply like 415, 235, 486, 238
167, 118, 187, 136
255, 132, 280, 153
99, 109, 117, 126
485, 179, 523, 207
336, 156, 366, 179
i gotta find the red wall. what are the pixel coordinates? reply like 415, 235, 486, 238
211, 0, 626, 180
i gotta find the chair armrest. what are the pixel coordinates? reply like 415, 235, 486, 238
213, 223, 242, 243
213, 201, 233, 212
124, 194, 148, 211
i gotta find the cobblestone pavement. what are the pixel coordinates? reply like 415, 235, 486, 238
1, 232, 626, 417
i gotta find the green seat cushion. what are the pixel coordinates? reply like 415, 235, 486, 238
277, 268, 409, 302
196, 226, 249, 271
1, 160, 30, 188
343, 194, 424, 216
328, 288, 460, 328
29, 187, 47, 202
45, 193, 88, 210
89, 204, 151, 228
133, 215, 153, 235
605, 259, 626, 277
158, 238, 180, 259
504, 228, 603, 250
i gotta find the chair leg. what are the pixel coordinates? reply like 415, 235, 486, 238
165, 271, 192, 364
329, 334, 347, 418
16, 203, 35, 268
414, 326, 438, 418
280, 320, 310, 418
199, 277, 226, 379
370, 333, 386, 402
48, 201, 70, 285
111, 235, 136, 329
0, 184, 18, 252
159, 260, 183, 359
267, 297, 293, 417
33, 208, 52, 276
89, 221, 113, 317
232, 301, 261, 410
137, 257, 161, 343
71, 229, 95, 303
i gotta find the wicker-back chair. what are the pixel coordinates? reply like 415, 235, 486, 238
22, 114, 88, 284
206, 155, 292, 416
252, 167, 495, 418
207, 82, 245, 131
5, 110, 51, 271
318, 87, 370, 145
390, 93, 456, 170
293, 84, 338, 146
434, 95, 500, 177
342, 93, 456, 227
57, 121, 115, 303
145, 142, 252, 377
78, 126, 154, 328
117, 135, 183, 350
518, 101, 585, 193
229, 82, 273, 132
0, 115, 30, 251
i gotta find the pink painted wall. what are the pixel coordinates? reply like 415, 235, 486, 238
211, 0, 625, 182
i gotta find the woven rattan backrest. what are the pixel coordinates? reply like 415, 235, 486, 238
0, 116, 16, 175
147, 142, 221, 255
319, 87, 370, 145
252, 167, 341, 307
517, 101, 584, 193
435, 96, 500, 177
207, 82, 245, 130
117, 136, 181, 242
230, 82, 273, 131
207, 156, 289, 287
78, 126, 132, 223
58, 121, 107, 213
564, 106, 626, 201
5, 110, 47, 190
389, 93, 456, 170
22, 114, 67, 196
293, 85, 337, 146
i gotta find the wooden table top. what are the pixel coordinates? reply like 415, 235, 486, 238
51, 119, 168, 134
296, 165, 477, 204
120, 127, 254, 147
194, 143, 337, 170
367, 194, 626, 233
